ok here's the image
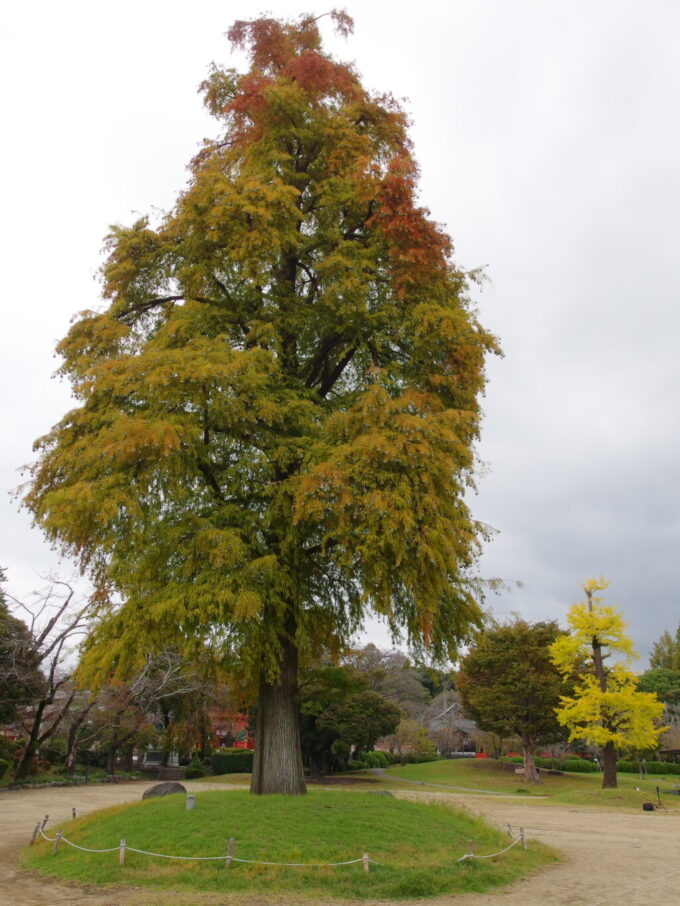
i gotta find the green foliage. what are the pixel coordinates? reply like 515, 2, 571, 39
363, 750, 390, 768
185, 755, 206, 779
23, 13, 496, 697
502, 755, 599, 772
0, 758, 9, 779
457, 618, 569, 751
394, 751, 440, 765
317, 690, 401, 757
638, 668, 680, 704
649, 627, 680, 670
211, 748, 254, 775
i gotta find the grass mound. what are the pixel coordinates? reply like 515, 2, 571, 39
23, 789, 555, 900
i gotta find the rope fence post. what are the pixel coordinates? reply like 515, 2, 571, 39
52, 830, 62, 855
506, 823, 513, 836
29, 823, 40, 846
41, 815, 49, 829
72, 807, 77, 820
119, 838, 126, 866
467, 839, 474, 857
362, 852, 370, 873
226, 837, 234, 869
520, 828, 527, 850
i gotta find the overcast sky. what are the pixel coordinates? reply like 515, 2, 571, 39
2, 0, 678, 665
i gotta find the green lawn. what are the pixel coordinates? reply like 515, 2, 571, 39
22, 789, 555, 900
374, 759, 680, 810
197, 759, 680, 811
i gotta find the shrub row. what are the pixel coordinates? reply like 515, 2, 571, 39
362, 751, 390, 768
502, 756, 598, 773
616, 760, 680, 775
211, 748, 254, 775
502, 755, 680, 775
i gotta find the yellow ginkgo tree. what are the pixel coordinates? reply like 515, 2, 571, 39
550, 578, 665, 788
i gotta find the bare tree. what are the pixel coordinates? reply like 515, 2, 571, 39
4, 578, 89, 780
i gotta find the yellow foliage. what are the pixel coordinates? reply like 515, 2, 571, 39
550, 580, 666, 752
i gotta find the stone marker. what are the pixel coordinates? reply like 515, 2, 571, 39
142, 781, 187, 799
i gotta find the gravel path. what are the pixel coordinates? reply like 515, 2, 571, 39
1, 781, 678, 905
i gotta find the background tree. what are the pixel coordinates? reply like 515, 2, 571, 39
550, 578, 665, 789
344, 644, 431, 719
457, 618, 569, 783
3, 578, 89, 780
0, 569, 44, 726
24, 11, 497, 795
299, 664, 367, 779
317, 689, 401, 764
637, 667, 680, 705
649, 627, 680, 671
386, 718, 437, 761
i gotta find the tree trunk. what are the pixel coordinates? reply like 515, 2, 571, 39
601, 740, 617, 788
106, 728, 119, 775
65, 701, 96, 776
521, 737, 540, 783
250, 620, 306, 795
14, 700, 47, 780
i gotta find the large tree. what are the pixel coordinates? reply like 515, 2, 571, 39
24, 12, 497, 795
550, 578, 665, 789
457, 618, 569, 783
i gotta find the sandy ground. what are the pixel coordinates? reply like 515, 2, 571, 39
1, 781, 679, 906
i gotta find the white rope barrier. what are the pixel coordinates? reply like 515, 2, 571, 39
456, 835, 524, 861
33, 811, 523, 870
37, 826, 119, 853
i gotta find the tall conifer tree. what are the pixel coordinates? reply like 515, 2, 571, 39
25, 12, 498, 794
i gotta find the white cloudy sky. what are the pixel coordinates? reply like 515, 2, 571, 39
2, 0, 678, 663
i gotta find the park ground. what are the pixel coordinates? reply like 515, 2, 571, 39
2, 771, 680, 906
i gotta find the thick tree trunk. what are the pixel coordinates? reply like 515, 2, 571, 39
601, 740, 617, 788
250, 622, 306, 795
521, 738, 540, 783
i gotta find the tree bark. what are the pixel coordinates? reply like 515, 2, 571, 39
601, 740, 617, 788
521, 737, 540, 783
250, 619, 306, 795
14, 700, 47, 780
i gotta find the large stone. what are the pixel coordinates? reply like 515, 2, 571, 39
142, 781, 187, 799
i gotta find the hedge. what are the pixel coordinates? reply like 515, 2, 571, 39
501, 756, 680, 775
211, 748, 253, 774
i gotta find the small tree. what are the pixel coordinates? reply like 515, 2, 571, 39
550, 578, 665, 789
457, 618, 569, 783
388, 718, 437, 761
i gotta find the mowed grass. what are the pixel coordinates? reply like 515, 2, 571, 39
376, 759, 680, 810
22, 789, 555, 900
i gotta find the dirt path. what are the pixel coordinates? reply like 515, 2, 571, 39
1, 782, 678, 906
